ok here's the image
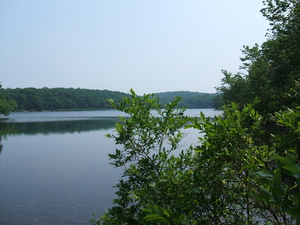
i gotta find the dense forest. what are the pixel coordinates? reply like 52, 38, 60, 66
0, 87, 218, 112
0, 88, 128, 111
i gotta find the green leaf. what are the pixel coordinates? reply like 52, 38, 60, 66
271, 155, 285, 162
257, 172, 275, 185
163, 209, 170, 217
257, 187, 273, 199
273, 168, 282, 185
282, 164, 300, 178
108, 153, 116, 159
144, 214, 167, 222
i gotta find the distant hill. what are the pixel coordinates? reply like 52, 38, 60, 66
1, 87, 129, 111
154, 91, 219, 108
1, 88, 219, 112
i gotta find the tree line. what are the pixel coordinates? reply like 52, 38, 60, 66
0, 87, 218, 113
154, 91, 219, 108
0, 87, 128, 112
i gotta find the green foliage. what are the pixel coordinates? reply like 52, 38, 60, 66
0, 87, 129, 111
217, 0, 300, 115
187, 103, 275, 224
216, 70, 250, 109
91, 1, 300, 223
92, 93, 299, 224
255, 107, 300, 223
0, 88, 219, 112
143, 204, 196, 225
189, 103, 299, 224
0, 83, 17, 116
95, 89, 190, 224
256, 154, 300, 221
0, 98, 17, 116
214, 3, 300, 220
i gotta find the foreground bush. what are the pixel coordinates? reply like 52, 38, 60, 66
91, 90, 299, 224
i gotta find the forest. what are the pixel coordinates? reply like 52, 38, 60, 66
0, 88, 128, 111
0, 87, 218, 112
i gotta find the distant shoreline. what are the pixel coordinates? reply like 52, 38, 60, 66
1, 87, 220, 112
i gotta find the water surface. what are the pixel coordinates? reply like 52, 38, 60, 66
0, 109, 222, 224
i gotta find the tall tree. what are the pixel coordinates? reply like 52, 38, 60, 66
261, 0, 300, 110
218, 0, 300, 115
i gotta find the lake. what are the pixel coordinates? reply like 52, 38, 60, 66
0, 109, 222, 225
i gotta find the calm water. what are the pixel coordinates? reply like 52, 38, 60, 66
0, 109, 222, 225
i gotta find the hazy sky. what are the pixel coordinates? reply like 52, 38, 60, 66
0, 0, 269, 94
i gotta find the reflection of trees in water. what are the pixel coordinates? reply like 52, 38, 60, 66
0, 122, 18, 153
0, 137, 2, 153
0, 118, 118, 153
1, 119, 117, 136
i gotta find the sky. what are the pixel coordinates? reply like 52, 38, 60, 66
0, 0, 270, 95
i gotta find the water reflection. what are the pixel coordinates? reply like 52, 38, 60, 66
0, 109, 220, 224
0, 118, 118, 155
0, 123, 16, 153
0, 118, 117, 136
0, 116, 120, 224
0, 137, 2, 153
